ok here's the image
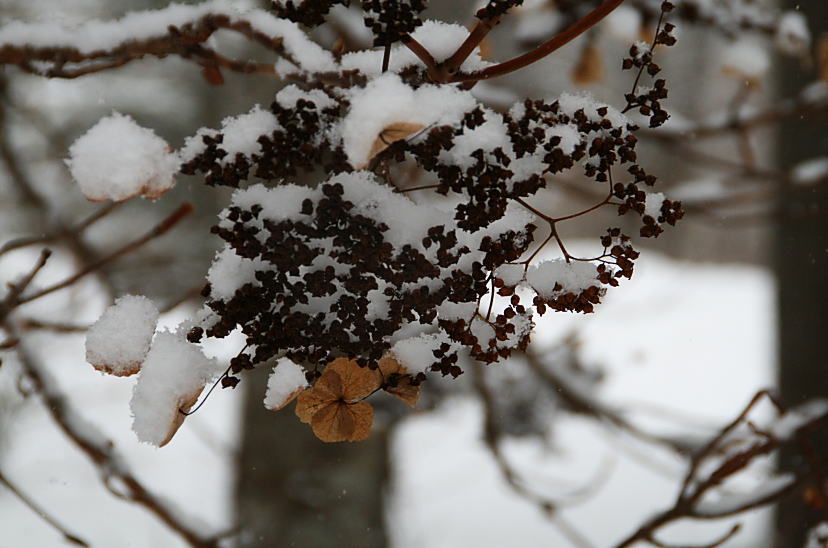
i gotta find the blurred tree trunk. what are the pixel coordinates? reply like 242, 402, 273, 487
775, 2, 828, 545
235, 366, 389, 548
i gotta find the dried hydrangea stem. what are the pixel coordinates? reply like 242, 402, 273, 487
452, 0, 628, 82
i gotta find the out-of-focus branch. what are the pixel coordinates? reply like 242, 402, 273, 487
0, 203, 120, 257
525, 348, 695, 455
614, 390, 828, 548
5, 325, 226, 548
0, 12, 299, 79
0, 469, 89, 547
471, 363, 596, 548
14, 202, 193, 306
647, 86, 828, 140
451, 0, 627, 82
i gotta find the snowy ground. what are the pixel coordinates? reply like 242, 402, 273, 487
0, 246, 775, 547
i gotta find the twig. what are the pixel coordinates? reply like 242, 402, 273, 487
16, 203, 193, 306
525, 348, 693, 455
0, 469, 89, 546
0, 203, 120, 257
451, 0, 627, 82
6, 328, 223, 548
471, 362, 596, 548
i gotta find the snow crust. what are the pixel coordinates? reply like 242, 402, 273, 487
526, 259, 598, 298
67, 112, 177, 202
85, 295, 159, 376
263, 359, 309, 410
721, 39, 769, 79
341, 73, 475, 168
130, 332, 221, 446
179, 104, 281, 165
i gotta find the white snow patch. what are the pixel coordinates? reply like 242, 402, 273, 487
67, 112, 177, 202
86, 295, 159, 376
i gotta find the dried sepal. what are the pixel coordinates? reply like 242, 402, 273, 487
159, 388, 202, 448
295, 358, 382, 442
379, 357, 420, 408
364, 122, 425, 168
572, 43, 604, 86
310, 400, 374, 442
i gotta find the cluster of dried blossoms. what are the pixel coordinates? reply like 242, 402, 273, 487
80, 0, 686, 444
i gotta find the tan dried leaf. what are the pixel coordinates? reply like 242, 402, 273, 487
310, 400, 374, 442
295, 358, 382, 442
379, 357, 421, 408
572, 44, 604, 86
159, 388, 202, 448
365, 122, 425, 166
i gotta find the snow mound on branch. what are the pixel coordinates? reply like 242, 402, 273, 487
526, 259, 598, 299
130, 332, 222, 447
85, 295, 159, 377
263, 358, 309, 411
67, 112, 178, 202
341, 73, 476, 168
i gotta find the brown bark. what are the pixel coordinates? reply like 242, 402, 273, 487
775, 2, 828, 545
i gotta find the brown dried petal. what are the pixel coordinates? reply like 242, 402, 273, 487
379, 357, 420, 408
364, 122, 425, 167
572, 43, 604, 86
159, 388, 202, 448
327, 357, 382, 401
310, 400, 374, 442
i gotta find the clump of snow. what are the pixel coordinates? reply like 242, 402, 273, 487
341, 73, 476, 168
806, 522, 828, 548
721, 39, 769, 81
263, 358, 309, 411
85, 295, 159, 376
67, 112, 178, 202
775, 11, 810, 55
130, 332, 221, 446
557, 91, 628, 128
769, 399, 828, 440
179, 105, 280, 165
494, 264, 526, 287
275, 86, 337, 110
526, 259, 598, 299
792, 157, 828, 185
206, 247, 269, 301
644, 192, 665, 219
391, 333, 457, 376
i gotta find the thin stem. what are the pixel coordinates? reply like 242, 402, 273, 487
442, 15, 502, 75
0, 470, 89, 547
17, 203, 193, 305
622, 8, 666, 114
452, 0, 627, 82
381, 42, 391, 73
401, 35, 439, 81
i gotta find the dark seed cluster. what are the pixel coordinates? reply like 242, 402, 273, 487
181, 90, 349, 188
361, 0, 428, 46
476, 0, 525, 19
199, 177, 536, 379
271, 0, 349, 27
403, 98, 642, 231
